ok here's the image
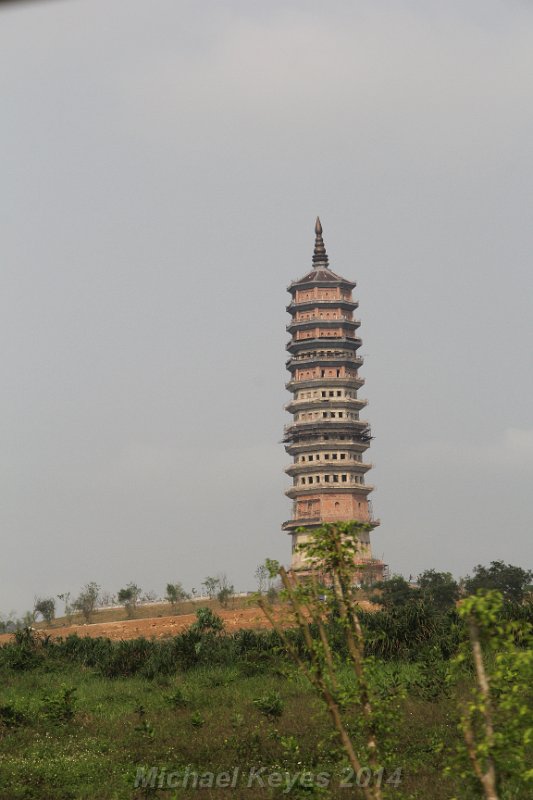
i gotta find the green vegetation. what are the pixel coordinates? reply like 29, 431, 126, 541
165, 583, 190, 610
117, 583, 142, 619
33, 597, 56, 625
1, 550, 531, 799
0, 592, 531, 799
257, 524, 529, 800
72, 583, 101, 625
463, 561, 532, 603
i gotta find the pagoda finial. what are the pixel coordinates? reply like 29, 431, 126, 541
313, 216, 329, 267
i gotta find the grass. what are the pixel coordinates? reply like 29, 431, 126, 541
1, 601, 530, 800
0, 656, 474, 800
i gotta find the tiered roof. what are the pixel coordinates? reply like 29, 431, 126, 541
288, 217, 356, 291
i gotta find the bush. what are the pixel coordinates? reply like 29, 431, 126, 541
72, 583, 100, 624
253, 691, 284, 718
41, 686, 77, 723
0, 703, 26, 728
34, 597, 56, 624
463, 561, 533, 603
165, 582, 189, 608
190, 607, 224, 634
117, 583, 142, 619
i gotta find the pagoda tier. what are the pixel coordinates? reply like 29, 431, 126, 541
287, 318, 361, 334
285, 396, 368, 414
283, 218, 384, 581
286, 298, 359, 314
286, 337, 363, 355
285, 375, 365, 391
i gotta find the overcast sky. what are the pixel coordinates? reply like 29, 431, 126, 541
1, 0, 532, 615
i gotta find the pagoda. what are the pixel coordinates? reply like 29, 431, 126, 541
282, 218, 385, 582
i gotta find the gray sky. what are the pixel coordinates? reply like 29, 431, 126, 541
1, 0, 532, 615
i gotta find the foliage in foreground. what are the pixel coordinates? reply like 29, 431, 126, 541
258, 523, 533, 800
1, 591, 532, 799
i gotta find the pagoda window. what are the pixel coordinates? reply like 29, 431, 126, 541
324, 475, 330, 483
342, 475, 347, 482
333, 475, 339, 483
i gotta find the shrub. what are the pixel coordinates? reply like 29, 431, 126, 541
41, 686, 77, 723
165, 687, 190, 708
0, 703, 26, 728
165, 582, 189, 608
463, 561, 533, 603
190, 710, 204, 728
190, 607, 224, 634
72, 582, 100, 624
253, 691, 284, 718
34, 597, 56, 625
117, 583, 142, 619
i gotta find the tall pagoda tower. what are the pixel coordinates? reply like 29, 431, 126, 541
282, 218, 384, 581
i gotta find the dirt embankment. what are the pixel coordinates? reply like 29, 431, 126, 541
0, 606, 280, 644
0, 601, 378, 644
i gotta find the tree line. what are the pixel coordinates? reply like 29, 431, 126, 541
0, 559, 531, 633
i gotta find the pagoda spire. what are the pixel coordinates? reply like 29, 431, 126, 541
312, 216, 329, 267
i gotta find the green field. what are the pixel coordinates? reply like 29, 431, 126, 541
0, 603, 531, 800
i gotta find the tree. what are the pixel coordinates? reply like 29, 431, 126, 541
418, 569, 459, 611
165, 582, 189, 609
254, 564, 268, 594
258, 522, 394, 800
98, 591, 117, 608
266, 585, 278, 604
371, 575, 419, 609
0, 612, 19, 633
57, 592, 73, 624
202, 576, 220, 600
117, 583, 142, 618
72, 582, 100, 624
446, 590, 533, 800
464, 561, 532, 603
190, 606, 224, 634
217, 574, 234, 608
34, 597, 56, 625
